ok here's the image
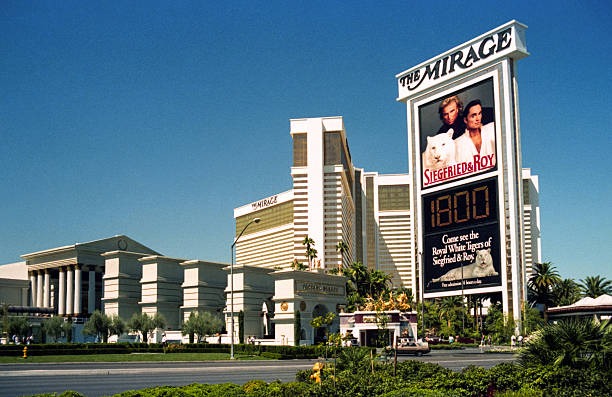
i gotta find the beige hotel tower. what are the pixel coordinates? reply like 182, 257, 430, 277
234, 116, 541, 297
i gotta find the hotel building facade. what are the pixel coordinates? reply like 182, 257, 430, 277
234, 116, 541, 300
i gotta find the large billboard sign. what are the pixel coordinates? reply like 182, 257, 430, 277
397, 21, 529, 303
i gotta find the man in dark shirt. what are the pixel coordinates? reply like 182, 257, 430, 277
437, 95, 465, 139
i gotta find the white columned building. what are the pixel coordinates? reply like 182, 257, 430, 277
21, 235, 159, 319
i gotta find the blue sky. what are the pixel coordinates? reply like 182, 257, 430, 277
1, 1, 610, 282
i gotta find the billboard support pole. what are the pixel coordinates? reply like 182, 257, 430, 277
461, 264, 464, 335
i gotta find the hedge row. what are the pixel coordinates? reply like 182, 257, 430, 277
0, 342, 355, 359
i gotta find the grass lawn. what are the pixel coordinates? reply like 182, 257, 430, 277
0, 352, 271, 363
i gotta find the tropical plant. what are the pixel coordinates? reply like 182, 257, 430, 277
519, 318, 611, 370
128, 312, 166, 343
438, 296, 463, 330
292, 259, 308, 271
344, 262, 392, 311
551, 278, 581, 306
302, 237, 315, 269
41, 316, 64, 341
579, 275, 612, 298
336, 346, 371, 372
528, 262, 561, 322
522, 306, 545, 335
336, 241, 349, 273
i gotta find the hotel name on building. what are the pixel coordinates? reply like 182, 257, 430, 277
251, 195, 278, 211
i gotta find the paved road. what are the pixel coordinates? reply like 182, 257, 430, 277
0, 349, 518, 397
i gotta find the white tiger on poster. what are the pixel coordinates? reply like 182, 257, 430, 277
422, 130, 456, 172
430, 248, 497, 284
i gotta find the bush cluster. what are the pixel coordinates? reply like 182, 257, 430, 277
26, 360, 611, 397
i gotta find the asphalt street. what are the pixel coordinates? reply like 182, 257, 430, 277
0, 349, 518, 397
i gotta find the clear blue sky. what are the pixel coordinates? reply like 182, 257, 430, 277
1, 1, 610, 282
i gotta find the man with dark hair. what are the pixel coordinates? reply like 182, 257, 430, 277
454, 99, 496, 165
437, 95, 465, 139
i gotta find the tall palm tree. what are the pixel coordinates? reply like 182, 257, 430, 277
579, 275, 612, 298
438, 296, 463, 330
307, 247, 318, 269
336, 241, 348, 274
551, 278, 581, 306
368, 270, 391, 298
528, 262, 561, 322
302, 236, 315, 269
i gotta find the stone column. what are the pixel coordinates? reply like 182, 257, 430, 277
43, 270, 50, 307
88, 266, 96, 314
29, 272, 37, 307
36, 271, 43, 308
66, 265, 73, 315
58, 267, 66, 316
74, 264, 82, 315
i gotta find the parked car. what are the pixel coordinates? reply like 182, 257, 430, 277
396, 338, 430, 356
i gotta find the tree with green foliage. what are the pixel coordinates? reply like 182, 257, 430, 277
336, 241, 348, 274
551, 278, 581, 306
82, 311, 111, 342
42, 316, 66, 341
7, 316, 30, 341
302, 236, 315, 269
238, 310, 245, 344
128, 312, 166, 343
294, 310, 301, 346
292, 259, 308, 271
522, 306, 545, 335
310, 312, 336, 343
344, 261, 392, 312
1, 304, 8, 339
109, 315, 127, 340
579, 275, 612, 298
437, 296, 463, 332
181, 311, 223, 343
61, 318, 74, 342
528, 262, 561, 322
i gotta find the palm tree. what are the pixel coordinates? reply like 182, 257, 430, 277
438, 296, 463, 330
336, 241, 348, 274
368, 270, 391, 298
307, 247, 318, 269
302, 237, 315, 269
579, 275, 612, 298
528, 262, 561, 322
551, 278, 581, 306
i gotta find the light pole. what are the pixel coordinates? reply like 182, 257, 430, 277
230, 217, 260, 360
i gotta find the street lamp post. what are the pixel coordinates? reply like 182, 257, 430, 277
230, 217, 260, 360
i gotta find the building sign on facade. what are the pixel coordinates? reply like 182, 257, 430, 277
251, 195, 279, 211
296, 280, 345, 296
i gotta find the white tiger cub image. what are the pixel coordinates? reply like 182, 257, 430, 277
422, 130, 456, 172
429, 248, 498, 284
